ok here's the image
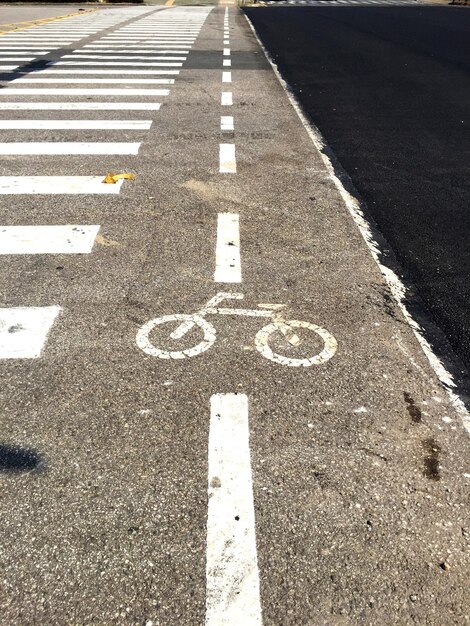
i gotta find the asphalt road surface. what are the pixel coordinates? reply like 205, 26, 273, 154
245, 4, 470, 382
0, 5, 98, 26
0, 5, 469, 626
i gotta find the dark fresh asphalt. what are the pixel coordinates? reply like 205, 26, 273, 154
245, 5, 470, 375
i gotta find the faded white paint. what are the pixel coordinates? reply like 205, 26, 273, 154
0, 225, 100, 254
206, 393, 262, 626
214, 213, 241, 283
0, 306, 60, 358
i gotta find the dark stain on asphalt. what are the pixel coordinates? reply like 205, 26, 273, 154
422, 437, 441, 481
0, 444, 43, 473
404, 392, 422, 423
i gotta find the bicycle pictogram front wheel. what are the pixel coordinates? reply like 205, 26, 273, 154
136, 314, 216, 360
255, 320, 337, 367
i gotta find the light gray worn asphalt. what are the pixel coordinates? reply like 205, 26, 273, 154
0, 4, 468, 626
0, 5, 101, 26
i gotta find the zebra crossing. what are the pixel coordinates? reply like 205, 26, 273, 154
0, 6, 212, 359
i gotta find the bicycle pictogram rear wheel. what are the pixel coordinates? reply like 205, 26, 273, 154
255, 320, 337, 367
136, 314, 216, 360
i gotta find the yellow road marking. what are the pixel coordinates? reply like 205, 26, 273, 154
165, 0, 175, 5
0, 9, 97, 36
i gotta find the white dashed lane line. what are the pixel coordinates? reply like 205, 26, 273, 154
221, 115, 234, 131
206, 393, 263, 626
214, 213, 242, 283
219, 143, 237, 173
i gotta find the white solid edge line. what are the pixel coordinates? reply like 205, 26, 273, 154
206, 393, 263, 626
243, 12, 470, 435
0, 306, 61, 359
214, 213, 241, 283
219, 143, 236, 174
0, 225, 100, 254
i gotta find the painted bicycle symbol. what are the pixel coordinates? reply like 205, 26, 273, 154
136, 292, 337, 367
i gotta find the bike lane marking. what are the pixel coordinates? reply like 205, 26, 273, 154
206, 393, 263, 626
214, 213, 241, 283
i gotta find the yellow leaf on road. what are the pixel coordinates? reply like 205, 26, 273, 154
103, 173, 136, 184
